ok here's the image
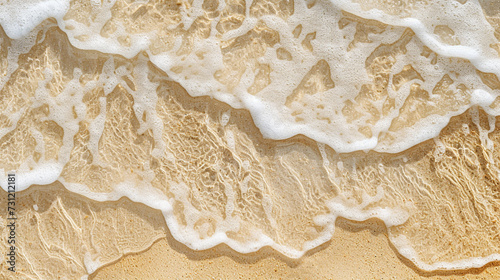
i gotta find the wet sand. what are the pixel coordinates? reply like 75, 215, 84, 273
90, 216, 500, 280
3, 181, 500, 279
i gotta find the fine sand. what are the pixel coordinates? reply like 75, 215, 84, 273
2, 0, 500, 279
91, 216, 500, 280
2, 183, 500, 279
0, 184, 500, 280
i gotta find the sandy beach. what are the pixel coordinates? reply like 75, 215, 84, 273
3, 182, 500, 279
2, 0, 500, 279
90, 217, 500, 280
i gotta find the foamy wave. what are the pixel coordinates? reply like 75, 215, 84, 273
3, 0, 500, 153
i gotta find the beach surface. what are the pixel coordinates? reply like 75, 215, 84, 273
2, 0, 500, 279
90, 217, 500, 280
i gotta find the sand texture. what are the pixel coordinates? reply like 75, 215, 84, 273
1, 0, 500, 279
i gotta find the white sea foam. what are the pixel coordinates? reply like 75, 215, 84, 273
0, 0, 69, 39
3, 0, 499, 154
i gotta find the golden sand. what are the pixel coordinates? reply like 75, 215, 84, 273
2, 0, 500, 279
91, 218, 500, 280
2, 183, 500, 279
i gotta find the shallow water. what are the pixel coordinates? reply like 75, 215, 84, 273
1, 0, 500, 278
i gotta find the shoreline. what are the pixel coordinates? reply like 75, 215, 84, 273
2, 181, 500, 279
90, 212, 500, 279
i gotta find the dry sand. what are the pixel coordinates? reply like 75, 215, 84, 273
90, 217, 500, 280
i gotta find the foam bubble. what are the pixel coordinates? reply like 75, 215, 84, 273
0, 162, 63, 192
